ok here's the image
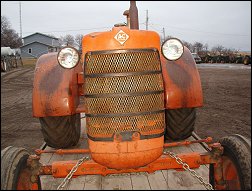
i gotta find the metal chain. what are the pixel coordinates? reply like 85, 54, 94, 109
57, 156, 90, 190
164, 150, 214, 190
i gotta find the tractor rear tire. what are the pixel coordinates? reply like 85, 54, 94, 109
1, 146, 29, 190
165, 108, 196, 141
39, 114, 81, 149
209, 134, 251, 190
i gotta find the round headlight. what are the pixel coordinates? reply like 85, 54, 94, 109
161, 38, 184, 61
57, 46, 80, 69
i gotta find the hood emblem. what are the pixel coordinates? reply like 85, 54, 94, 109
114, 30, 129, 45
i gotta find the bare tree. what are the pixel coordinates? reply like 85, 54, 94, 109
1, 16, 22, 48
60, 34, 75, 46
1, 16, 10, 32
192, 42, 203, 53
75, 34, 83, 51
58, 36, 65, 47
211, 45, 225, 55
182, 40, 193, 52
203, 43, 208, 52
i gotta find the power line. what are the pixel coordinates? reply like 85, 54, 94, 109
22, 26, 112, 35
149, 23, 250, 37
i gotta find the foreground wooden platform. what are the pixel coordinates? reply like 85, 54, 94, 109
39, 115, 210, 190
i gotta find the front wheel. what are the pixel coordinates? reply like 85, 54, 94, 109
209, 134, 251, 190
164, 108, 196, 141
1, 146, 41, 190
39, 114, 81, 149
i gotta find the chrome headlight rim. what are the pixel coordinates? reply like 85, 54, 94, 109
57, 46, 80, 69
161, 38, 184, 61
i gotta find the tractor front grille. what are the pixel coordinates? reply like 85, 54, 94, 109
84, 49, 165, 141
85, 49, 161, 75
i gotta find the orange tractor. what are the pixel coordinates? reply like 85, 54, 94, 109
1, 1, 250, 190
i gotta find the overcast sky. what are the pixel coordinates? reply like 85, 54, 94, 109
1, 1, 251, 51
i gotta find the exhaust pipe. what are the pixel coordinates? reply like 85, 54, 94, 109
123, 10, 130, 28
129, 1, 139, 30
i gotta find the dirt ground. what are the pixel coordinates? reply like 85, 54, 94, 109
1, 64, 251, 153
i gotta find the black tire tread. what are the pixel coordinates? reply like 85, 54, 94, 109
219, 135, 251, 190
210, 135, 251, 190
1, 146, 29, 190
39, 114, 80, 149
165, 108, 196, 141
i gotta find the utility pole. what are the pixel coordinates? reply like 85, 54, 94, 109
162, 27, 165, 43
19, 1, 22, 39
145, 10, 149, 30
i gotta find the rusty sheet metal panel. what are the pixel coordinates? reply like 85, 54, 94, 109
84, 48, 165, 169
161, 46, 203, 109
32, 53, 82, 117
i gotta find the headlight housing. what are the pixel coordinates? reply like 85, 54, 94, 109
57, 46, 80, 69
161, 38, 184, 61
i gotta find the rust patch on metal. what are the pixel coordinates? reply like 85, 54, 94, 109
68, 87, 72, 96
44, 101, 58, 115
165, 62, 192, 90
40, 65, 64, 95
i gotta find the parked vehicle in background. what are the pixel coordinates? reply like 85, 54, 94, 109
235, 54, 251, 65
192, 53, 202, 64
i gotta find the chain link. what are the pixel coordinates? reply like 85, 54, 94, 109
164, 150, 214, 190
57, 156, 90, 190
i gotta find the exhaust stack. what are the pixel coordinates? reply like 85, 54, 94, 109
129, 1, 139, 29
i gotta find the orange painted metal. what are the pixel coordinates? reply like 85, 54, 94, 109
16, 168, 37, 190
160, 47, 203, 109
32, 53, 83, 117
88, 136, 164, 169
164, 137, 212, 148
82, 26, 161, 62
35, 148, 90, 155
221, 156, 241, 189
50, 152, 204, 177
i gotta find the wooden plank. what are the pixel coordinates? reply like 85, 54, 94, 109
84, 175, 102, 190
165, 142, 207, 190
192, 132, 211, 152
130, 173, 151, 190
167, 169, 206, 190
147, 171, 168, 189
67, 176, 85, 190
39, 146, 54, 164
187, 136, 209, 153
40, 176, 67, 190
102, 174, 132, 190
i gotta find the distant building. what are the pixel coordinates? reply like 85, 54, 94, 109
20, 32, 60, 58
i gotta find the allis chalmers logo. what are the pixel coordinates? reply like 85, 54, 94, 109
114, 30, 129, 45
